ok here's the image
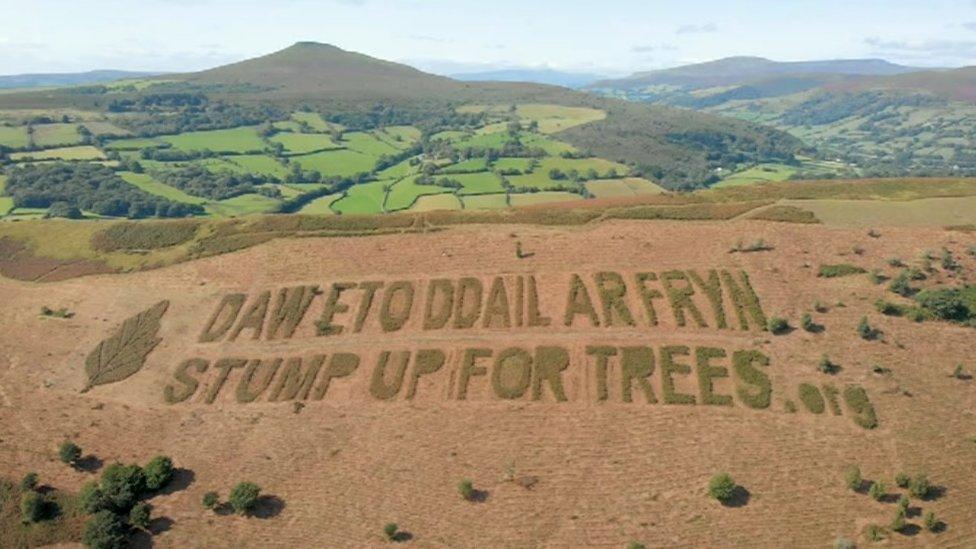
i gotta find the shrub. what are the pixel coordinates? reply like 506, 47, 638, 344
887, 257, 904, 267
100, 463, 146, 512
458, 479, 474, 501
202, 491, 219, 510
844, 466, 862, 491
628, 543, 647, 549
866, 524, 884, 542
20, 491, 46, 523
868, 480, 886, 502
818, 264, 866, 278
908, 474, 931, 499
143, 456, 174, 491
857, 316, 878, 340
384, 522, 399, 541
82, 510, 128, 549
897, 495, 909, 512
915, 287, 973, 322
895, 473, 910, 488
941, 248, 959, 271
707, 473, 736, 502
59, 441, 82, 465
79, 480, 108, 513
874, 299, 903, 316
129, 502, 151, 530
20, 472, 38, 492
834, 538, 855, 549
923, 511, 939, 532
800, 313, 817, 332
229, 481, 261, 514
818, 355, 838, 375
868, 270, 885, 285
890, 508, 906, 532
889, 271, 914, 297
767, 317, 790, 335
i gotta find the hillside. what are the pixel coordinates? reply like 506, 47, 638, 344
592, 56, 925, 90
0, 42, 802, 225
591, 57, 976, 178
0, 70, 162, 90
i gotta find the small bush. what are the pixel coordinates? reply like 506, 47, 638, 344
707, 473, 736, 502
890, 508, 906, 532
143, 456, 174, 491
458, 479, 474, 501
866, 524, 884, 542
908, 474, 931, 499
818, 355, 838, 374
895, 473, 910, 488
868, 480, 886, 502
59, 441, 82, 465
767, 317, 790, 335
384, 522, 399, 541
800, 313, 817, 332
20, 492, 46, 523
833, 538, 855, 549
887, 257, 904, 267
82, 510, 128, 549
857, 316, 878, 340
627, 543, 647, 549
889, 271, 914, 297
923, 511, 939, 532
20, 472, 38, 491
844, 466, 862, 491
229, 481, 261, 515
897, 495, 909, 512
202, 491, 219, 510
868, 270, 885, 285
129, 502, 151, 530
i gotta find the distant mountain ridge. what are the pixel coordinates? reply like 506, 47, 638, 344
0, 70, 163, 89
450, 69, 605, 89
592, 56, 931, 90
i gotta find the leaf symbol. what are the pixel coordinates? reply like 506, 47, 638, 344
82, 300, 169, 392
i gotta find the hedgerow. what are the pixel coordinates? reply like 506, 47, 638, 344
798, 384, 825, 414
843, 386, 878, 429
817, 264, 866, 278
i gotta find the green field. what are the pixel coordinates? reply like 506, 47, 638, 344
411, 193, 462, 211
32, 123, 82, 147
119, 172, 207, 204
493, 157, 534, 172
460, 193, 509, 209
0, 175, 12, 216
205, 193, 280, 217
377, 158, 418, 179
271, 132, 340, 154
161, 126, 266, 153
227, 155, 288, 178
379, 125, 422, 145
11, 145, 105, 162
291, 111, 333, 132
331, 180, 390, 214
507, 157, 627, 190
342, 131, 401, 157
0, 125, 29, 148
83, 121, 129, 136
293, 149, 377, 177
441, 157, 489, 173
452, 172, 506, 195
585, 177, 665, 198
298, 192, 343, 215
515, 104, 606, 133
714, 163, 797, 188
386, 177, 453, 211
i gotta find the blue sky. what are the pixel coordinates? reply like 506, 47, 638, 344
2, 0, 975, 76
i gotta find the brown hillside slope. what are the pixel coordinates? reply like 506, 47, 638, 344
0, 219, 974, 547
